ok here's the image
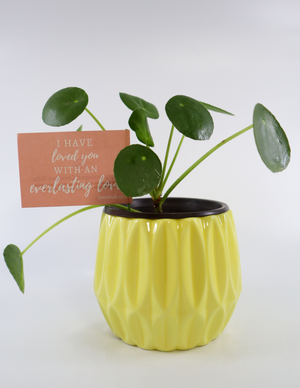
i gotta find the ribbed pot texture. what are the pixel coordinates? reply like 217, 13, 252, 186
94, 198, 242, 351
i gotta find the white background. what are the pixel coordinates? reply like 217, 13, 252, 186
1, 0, 300, 387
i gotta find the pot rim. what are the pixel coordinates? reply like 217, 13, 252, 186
104, 197, 230, 219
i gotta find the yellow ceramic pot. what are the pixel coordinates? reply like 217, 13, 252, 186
94, 198, 241, 351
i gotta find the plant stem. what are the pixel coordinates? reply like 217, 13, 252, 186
160, 124, 254, 206
158, 135, 185, 195
150, 190, 156, 199
21, 204, 139, 256
85, 108, 106, 131
158, 125, 175, 191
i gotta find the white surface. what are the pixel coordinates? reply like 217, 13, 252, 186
1, 0, 300, 387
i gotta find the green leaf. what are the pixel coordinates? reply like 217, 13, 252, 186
128, 109, 154, 147
42, 87, 88, 127
120, 93, 159, 119
3, 244, 25, 293
76, 125, 83, 131
165, 95, 214, 140
198, 101, 234, 116
253, 104, 291, 172
114, 144, 162, 197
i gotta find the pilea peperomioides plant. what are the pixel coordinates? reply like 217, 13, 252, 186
3, 87, 291, 293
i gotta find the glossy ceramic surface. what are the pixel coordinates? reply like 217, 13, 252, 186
94, 199, 242, 351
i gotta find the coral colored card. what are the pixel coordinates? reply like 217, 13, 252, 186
17, 130, 131, 207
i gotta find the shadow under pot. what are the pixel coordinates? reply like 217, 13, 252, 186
94, 197, 242, 351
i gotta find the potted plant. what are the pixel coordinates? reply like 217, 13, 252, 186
3, 87, 291, 351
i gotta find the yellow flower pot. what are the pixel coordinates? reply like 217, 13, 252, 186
94, 198, 241, 351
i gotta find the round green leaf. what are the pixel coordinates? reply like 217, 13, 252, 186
42, 87, 88, 127
114, 144, 162, 197
3, 244, 24, 293
165, 95, 214, 140
128, 109, 154, 147
253, 104, 291, 172
120, 93, 159, 119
